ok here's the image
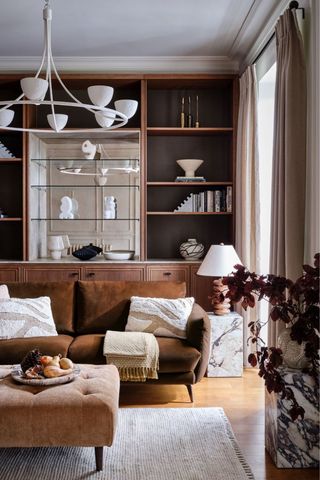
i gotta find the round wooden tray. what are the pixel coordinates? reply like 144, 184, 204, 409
11, 365, 80, 386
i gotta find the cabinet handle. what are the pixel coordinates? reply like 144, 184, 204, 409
70, 272, 78, 277
88, 272, 95, 277
163, 272, 172, 276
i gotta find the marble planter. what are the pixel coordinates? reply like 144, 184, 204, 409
265, 367, 319, 468
207, 312, 243, 377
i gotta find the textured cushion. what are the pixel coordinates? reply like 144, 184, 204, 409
0, 285, 9, 300
77, 281, 187, 334
0, 297, 57, 339
6, 282, 76, 334
126, 296, 194, 339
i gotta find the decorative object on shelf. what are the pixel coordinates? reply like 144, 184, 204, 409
104, 250, 134, 261
103, 196, 117, 219
81, 140, 97, 160
221, 253, 319, 423
61, 234, 71, 257
179, 238, 204, 260
197, 244, 242, 315
207, 312, 243, 377
174, 176, 205, 182
59, 196, 74, 219
0, 141, 15, 158
176, 159, 203, 178
72, 243, 102, 261
47, 235, 64, 260
0, 208, 8, 218
180, 96, 185, 128
174, 194, 193, 212
187, 96, 192, 128
0, 2, 138, 133
94, 174, 108, 186
195, 95, 200, 128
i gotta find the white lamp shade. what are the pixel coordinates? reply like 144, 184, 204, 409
47, 113, 68, 131
0, 109, 14, 127
197, 244, 242, 277
95, 111, 116, 127
88, 85, 114, 107
114, 99, 138, 119
21, 77, 48, 101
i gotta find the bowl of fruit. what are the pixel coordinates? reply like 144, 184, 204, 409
11, 349, 80, 386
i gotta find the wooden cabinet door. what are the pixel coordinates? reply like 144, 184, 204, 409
82, 265, 145, 281
23, 266, 81, 282
0, 265, 21, 282
190, 264, 213, 311
146, 264, 189, 288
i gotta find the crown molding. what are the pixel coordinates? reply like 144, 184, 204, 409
238, 0, 289, 72
0, 56, 239, 74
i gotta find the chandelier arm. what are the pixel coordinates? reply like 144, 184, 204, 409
46, 16, 58, 131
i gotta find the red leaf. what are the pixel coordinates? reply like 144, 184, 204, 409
248, 353, 257, 367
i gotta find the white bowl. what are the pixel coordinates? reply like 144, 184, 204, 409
0, 109, 14, 127
95, 110, 116, 128
47, 113, 68, 132
114, 99, 138, 119
21, 77, 48, 101
104, 250, 134, 261
88, 85, 114, 107
176, 159, 203, 177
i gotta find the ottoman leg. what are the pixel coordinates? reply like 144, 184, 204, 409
95, 446, 104, 471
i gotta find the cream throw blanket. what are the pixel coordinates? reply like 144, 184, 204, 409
103, 331, 159, 382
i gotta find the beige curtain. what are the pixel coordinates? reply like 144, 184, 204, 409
235, 65, 261, 364
269, 8, 307, 345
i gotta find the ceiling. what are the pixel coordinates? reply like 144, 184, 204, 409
0, 0, 289, 72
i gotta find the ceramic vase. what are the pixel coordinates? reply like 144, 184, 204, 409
179, 238, 204, 260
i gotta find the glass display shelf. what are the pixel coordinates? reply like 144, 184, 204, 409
30, 218, 140, 221
30, 158, 139, 167
30, 184, 140, 190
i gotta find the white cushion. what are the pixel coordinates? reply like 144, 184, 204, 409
0, 296, 58, 339
126, 296, 194, 339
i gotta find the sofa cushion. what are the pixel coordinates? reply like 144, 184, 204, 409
0, 296, 57, 339
0, 334, 73, 365
6, 282, 76, 334
125, 296, 194, 339
77, 281, 187, 334
68, 334, 200, 374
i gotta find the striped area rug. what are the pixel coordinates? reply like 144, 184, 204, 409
0, 407, 254, 480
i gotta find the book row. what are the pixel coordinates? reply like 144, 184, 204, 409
175, 187, 232, 213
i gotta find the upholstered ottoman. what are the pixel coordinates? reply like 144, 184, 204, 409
0, 364, 120, 471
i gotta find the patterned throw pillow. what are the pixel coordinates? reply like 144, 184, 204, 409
0, 296, 58, 339
125, 296, 195, 339
0, 285, 10, 300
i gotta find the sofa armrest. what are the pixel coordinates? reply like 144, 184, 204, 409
186, 303, 211, 382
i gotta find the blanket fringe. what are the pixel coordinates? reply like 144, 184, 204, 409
116, 366, 158, 382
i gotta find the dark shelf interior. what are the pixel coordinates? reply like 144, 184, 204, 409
147, 215, 233, 259
147, 134, 232, 182
0, 163, 22, 217
0, 132, 23, 158
147, 85, 233, 128
30, 80, 141, 129
0, 222, 23, 260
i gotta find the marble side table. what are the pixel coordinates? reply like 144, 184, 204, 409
207, 312, 243, 377
265, 367, 319, 468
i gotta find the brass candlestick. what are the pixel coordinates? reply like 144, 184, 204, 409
187, 96, 192, 128
180, 96, 185, 128
195, 95, 200, 128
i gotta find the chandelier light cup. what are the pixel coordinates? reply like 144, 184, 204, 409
176, 159, 203, 177
20, 77, 49, 101
114, 100, 138, 119
47, 114, 68, 132
0, 109, 14, 127
88, 85, 114, 107
95, 111, 116, 128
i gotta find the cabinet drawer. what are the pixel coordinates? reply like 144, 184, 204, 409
0, 265, 21, 282
190, 264, 212, 311
82, 265, 145, 281
23, 267, 81, 282
146, 265, 189, 285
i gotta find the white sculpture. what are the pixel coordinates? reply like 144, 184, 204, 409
103, 196, 116, 219
59, 196, 74, 219
47, 235, 64, 260
81, 140, 97, 159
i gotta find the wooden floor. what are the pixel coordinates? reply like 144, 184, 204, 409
119, 368, 318, 480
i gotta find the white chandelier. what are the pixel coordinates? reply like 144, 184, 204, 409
0, 0, 138, 133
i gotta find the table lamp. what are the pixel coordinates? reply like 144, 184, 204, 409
197, 244, 242, 315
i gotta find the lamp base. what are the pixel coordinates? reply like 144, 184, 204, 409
211, 278, 231, 315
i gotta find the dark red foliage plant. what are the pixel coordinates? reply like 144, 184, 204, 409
221, 253, 319, 421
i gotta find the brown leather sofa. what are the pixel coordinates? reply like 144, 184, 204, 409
0, 280, 211, 400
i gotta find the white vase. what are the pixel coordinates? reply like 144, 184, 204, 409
179, 238, 204, 260
103, 196, 116, 219
278, 328, 310, 369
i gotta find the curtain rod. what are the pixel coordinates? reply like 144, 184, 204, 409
252, 1, 305, 65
